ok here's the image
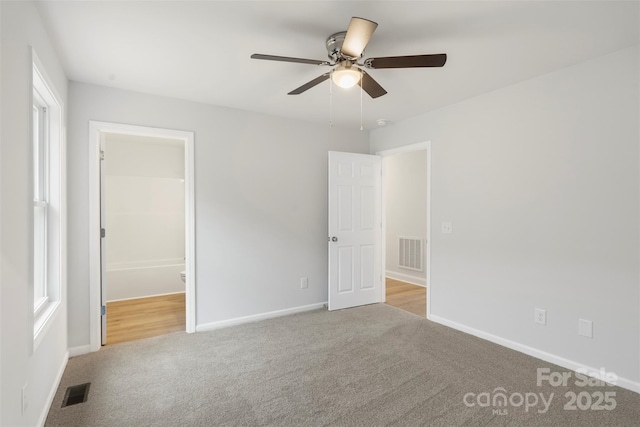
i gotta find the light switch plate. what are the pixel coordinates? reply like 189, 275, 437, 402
578, 319, 593, 338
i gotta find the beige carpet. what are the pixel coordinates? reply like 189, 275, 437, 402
46, 304, 639, 426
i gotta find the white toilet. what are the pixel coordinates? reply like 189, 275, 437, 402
179, 270, 186, 283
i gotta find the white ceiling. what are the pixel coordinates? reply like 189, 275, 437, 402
37, 1, 639, 130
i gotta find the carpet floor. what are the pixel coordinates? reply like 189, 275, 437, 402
46, 304, 639, 426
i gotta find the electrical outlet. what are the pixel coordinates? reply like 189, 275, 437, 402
534, 308, 546, 325
441, 222, 453, 234
300, 277, 308, 289
578, 319, 593, 338
22, 383, 28, 415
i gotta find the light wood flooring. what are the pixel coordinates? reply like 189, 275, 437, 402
106, 293, 186, 345
105, 281, 423, 345
385, 278, 427, 317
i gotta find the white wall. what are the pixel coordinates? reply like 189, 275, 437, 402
384, 150, 427, 285
67, 82, 369, 347
0, 1, 69, 425
105, 134, 185, 301
371, 47, 640, 386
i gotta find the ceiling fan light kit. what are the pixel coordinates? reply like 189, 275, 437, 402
332, 63, 361, 88
251, 16, 447, 99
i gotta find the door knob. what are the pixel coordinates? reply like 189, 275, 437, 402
331, 236, 338, 242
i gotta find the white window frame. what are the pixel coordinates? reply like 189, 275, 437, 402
33, 89, 49, 317
32, 48, 65, 348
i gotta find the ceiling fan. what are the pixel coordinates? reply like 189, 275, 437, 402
251, 17, 447, 99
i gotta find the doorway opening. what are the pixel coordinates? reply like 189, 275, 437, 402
88, 122, 196, 350
378, 142, 431, 318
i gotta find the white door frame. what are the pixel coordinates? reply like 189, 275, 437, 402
88, 121, 196, 351
376, 141, 432, 319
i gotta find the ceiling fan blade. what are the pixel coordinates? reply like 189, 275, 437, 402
341, 17, 378, 59
358, 70, 387, 99
288, 73, 331, 95
251, 54, 330, 66
365, 54, 447, 69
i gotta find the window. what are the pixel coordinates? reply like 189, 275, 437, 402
33, 89, 49, 315
32, 49, 64, 343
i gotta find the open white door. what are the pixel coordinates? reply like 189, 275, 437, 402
99, 132, 107, 345
328, 151, 382, 310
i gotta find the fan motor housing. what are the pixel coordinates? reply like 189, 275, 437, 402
326, 31, 355, 61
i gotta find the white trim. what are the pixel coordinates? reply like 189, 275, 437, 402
31, 50, 63, 110
376, 141, 431, 319
196, 303, 326, 332
31, 47, 67, 351
376, 141, 429, 157
89, 123, 100, 351
68, 345, 92, 358
184, 129, 196, 334
430, 315, 640, 395
33, 301, 61, 350
107, 291, 185, 303
106, 258, 185, 271
106, 264, 185, 272
425, 144, 432, 319
37, 351, 68, 427
378, 158, 387, 303
88, 121, 196, 352
385, 271, 426, 287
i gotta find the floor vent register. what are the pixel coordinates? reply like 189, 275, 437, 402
62, 383, 91, 407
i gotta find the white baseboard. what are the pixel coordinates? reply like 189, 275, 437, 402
430, 314, 640, 395
616, 375, 640, 394
196, 302, 327, 332
68, 344, 93, 357
107, 291, 185, 303
37, 351, 68, 427
385, 271, 426, 287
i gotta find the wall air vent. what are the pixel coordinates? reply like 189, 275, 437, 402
398, 237, 423, 271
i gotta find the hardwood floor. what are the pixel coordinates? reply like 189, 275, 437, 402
385, 278, 426, 317
105, 282, 422, 345
106, 293, 186, 345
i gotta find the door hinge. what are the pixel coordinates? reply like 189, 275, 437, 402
100, 150, 105, 161
101, 228, 106, 238
101, 305, 106, 316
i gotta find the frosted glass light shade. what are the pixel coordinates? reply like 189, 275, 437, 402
332, 64, 361, 88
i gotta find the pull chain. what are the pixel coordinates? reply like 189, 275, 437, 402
360, 69, 364, 131
329, 71, 333, 129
